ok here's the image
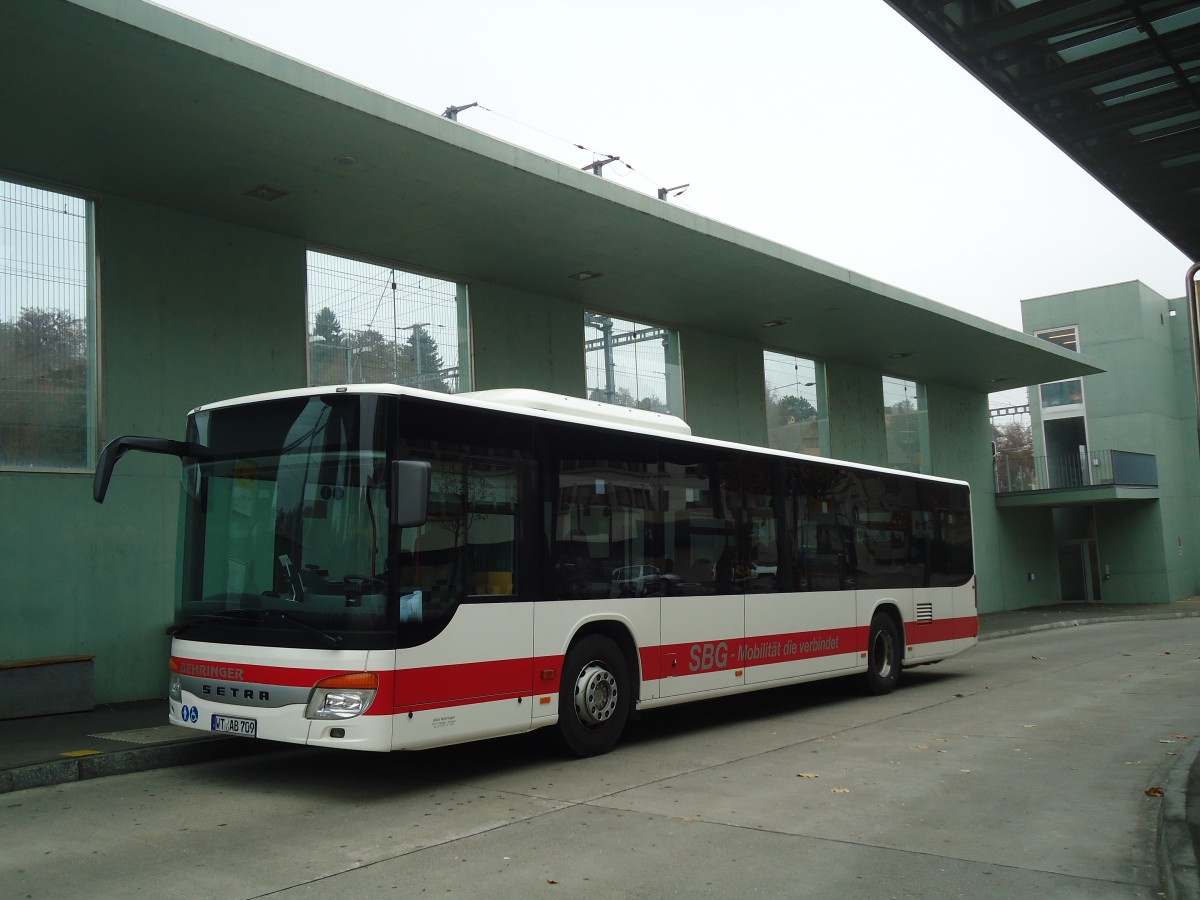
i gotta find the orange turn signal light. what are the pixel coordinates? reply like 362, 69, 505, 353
315, 672, 379, 690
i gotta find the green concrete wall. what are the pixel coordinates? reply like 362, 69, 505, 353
677, 329, 769, 444
992, 508, 1061, 607
925, 382, 1007, 611
824, 360, 888, 467
1094, 501, 1169, 602
1020, 282, 1200, 606
469, 283, 584, 395
0, 195, 306, 703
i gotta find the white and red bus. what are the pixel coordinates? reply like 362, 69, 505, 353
94, 385, 977, 757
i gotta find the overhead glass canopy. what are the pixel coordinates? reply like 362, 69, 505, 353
886, 0, 1200, 260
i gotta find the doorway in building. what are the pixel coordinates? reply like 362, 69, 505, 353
1057, 539, 1102, 604
1043, 416, 1087, 488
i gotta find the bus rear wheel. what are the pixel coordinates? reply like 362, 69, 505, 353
557, 634, 631, 757
865, 613, 902, 695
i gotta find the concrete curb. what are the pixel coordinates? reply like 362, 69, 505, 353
0, 735, 267, 795
980, 609, 1200, 641
1160, 737, 1200, 900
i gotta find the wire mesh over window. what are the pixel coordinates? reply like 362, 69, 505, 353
583, 312, 683, 417
763, 350, 826, 457
882, 375, 928, 474
306, 249, 468, 393
0, 179, 94, 469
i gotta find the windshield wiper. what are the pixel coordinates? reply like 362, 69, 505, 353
271, 609, 343, 649
167, 609, 342, 649
166, 610, 258, 636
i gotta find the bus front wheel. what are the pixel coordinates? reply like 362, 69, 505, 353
557, 634, 631, 757
865, 613, 902, 695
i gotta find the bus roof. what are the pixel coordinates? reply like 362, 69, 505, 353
188, 383, 969, 489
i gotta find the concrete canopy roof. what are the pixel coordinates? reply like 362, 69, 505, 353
1, 0, 1099, 393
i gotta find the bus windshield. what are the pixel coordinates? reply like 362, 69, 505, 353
178, 394, 394, 644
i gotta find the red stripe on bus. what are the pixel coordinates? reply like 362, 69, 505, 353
391, 657, 552, 713
172, 656, 357, 687
174, 614, 977, 716
657, 626, 865, 676
906, 615, 979, 643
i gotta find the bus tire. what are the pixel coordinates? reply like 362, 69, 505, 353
865, 612, 901, 695
557, 634, 631, 757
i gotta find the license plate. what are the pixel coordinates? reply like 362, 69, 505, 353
211, 714, 257, 738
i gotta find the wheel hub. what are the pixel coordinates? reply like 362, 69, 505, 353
574, 662, 618, 727
873, 630, 895, 678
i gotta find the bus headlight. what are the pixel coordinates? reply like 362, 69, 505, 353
306, 672, 379, 720
168, 658, 182, 701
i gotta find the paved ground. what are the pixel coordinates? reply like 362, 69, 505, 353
3, 600, 1200, 897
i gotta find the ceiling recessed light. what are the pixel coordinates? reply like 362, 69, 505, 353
887, 352, 912, 359
244, 184, 289, 202
761, 320, 787, 328
569, 271, 602, 281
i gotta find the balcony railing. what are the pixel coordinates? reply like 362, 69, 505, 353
995, 449, 1157, 494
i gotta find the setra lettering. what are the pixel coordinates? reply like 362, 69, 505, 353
201, 684, 270, 701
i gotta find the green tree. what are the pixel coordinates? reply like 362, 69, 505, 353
350, 328, 398, 383
0, 307, 88, 466
993, 420, 1035, 491
309, 309, 353, 385
637, 394, 667, 414
770, 393, 816, 425
13, 307, 85, 383
312, 307, 343, 343
398, 324, 449, 392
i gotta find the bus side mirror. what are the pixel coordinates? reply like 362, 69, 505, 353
391, 459, 431, 527
93, 435, 200, 503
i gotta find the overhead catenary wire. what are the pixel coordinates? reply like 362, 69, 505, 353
444, 101, 696, 209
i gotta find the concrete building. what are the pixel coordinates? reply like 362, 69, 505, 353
995, 282, 1200, 607
0, 0, 1116, 710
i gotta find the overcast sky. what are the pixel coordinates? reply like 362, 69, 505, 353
152, 0, 1192, 335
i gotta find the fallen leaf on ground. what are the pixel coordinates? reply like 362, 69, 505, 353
1145, 787, 1164, 797
797, 773, 820, 779
831, 787, 850, 794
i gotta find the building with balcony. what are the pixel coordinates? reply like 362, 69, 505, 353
995, 282, 1200, 606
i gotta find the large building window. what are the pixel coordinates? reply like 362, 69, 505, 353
0, 178, 96, 469
306, 249, 469, 392
883, 375, 929, 473
763, 350, 827, 456
583, 312, 683, 416
1036, 326, 1083, 410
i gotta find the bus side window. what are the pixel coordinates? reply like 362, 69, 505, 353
659, 452, 736, 597
554, 458, 658, 600
397, 454, 519, 617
